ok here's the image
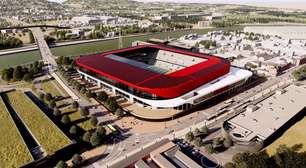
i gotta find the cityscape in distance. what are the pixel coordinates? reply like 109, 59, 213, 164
0, 0, 306, 168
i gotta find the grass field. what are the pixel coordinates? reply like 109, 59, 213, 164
41, 79, 68, 97
0, 51, 40, 69
63, 108, 95, 131
0, 96, 33, 168
265, 115, 306, 155
0, 27, 242, 69
6, 91, 71, 154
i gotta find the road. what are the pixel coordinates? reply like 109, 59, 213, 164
92, 66, 297, 167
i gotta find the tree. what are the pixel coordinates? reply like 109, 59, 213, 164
72, 101, 79, 109
1, 68, 12, 81
201, 125, 209, 135
193, 128, 201, 136
90, 132, 103, 146
194, 137, 203, 147
56, 160, 68, 168
45, 93, 53, 102
97, 91, 108, 102
223, 137, 233, 148
212, 137, 223, 149
107, 97, 119, 112
71, 154, 83, 166
49, 99, 56, 109
57, 56, 64, 65
53, 108, 61, 116
29, 31, 35, 44
80, 107, 90, 117
82, 132, 91, 143
224, 162, 236, 168
115, 108, 124, 118
80, 87, 87, 94
90, 116, 98, 126
61, 115, 71, 125
69, 125, 78, 135
96, 126, 106, 137
185, 131, 195, 142
23, 73, 32, 82
13, 67, 23, 81
86, 90, 94, 98
205, 144, 215, 154
39, 93, 45, 101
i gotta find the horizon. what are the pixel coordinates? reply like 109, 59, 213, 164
48, 0, 306, 10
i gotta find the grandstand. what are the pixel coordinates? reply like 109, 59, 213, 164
76, 45, 252, 119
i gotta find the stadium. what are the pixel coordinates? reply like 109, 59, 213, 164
76, 45, 252, 119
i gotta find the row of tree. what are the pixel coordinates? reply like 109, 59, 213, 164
56, 153, 83, 168
185, 125, 233, 154
57, 62, 123, 116
224, 144, 306, 168
292, 65, 306, 81
199, 40, 217, 49
1, 61, 43, 82
0, 33, 23, 50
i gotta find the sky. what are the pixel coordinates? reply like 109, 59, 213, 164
48, 0, 306, 10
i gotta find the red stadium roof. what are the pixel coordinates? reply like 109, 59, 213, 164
76, 45, 230, 99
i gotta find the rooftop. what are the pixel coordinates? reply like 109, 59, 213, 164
227, 85, 306, 142
76, 45, 230, 98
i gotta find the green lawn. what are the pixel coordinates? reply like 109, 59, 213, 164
265, 115, 306, 155
41, 79, 68, 97
63, 108, 95, 131
0, 51, 40, 69
0, 96, 33, 168
6, 91, 71, 154
0, 27, 243, 69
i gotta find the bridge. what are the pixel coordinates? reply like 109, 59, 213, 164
31, 28, 79, 100
0, 25, 70, 30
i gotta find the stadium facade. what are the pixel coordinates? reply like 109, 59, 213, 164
76, 45, 252, 114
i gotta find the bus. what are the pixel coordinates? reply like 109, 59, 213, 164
107, 124, 117, 133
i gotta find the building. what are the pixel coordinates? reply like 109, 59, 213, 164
102, 138, 213, 168
244, 25, 306, 39
76, 45, 252, 119
222, 85, 306, 151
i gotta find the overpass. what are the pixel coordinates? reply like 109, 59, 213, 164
31, 28, 79, 100
0, 25, 70, 30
